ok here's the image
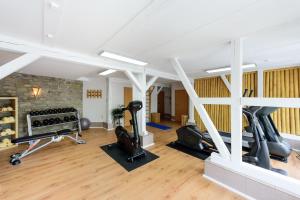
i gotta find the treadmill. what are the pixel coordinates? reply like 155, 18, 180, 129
202, 90, 292, 161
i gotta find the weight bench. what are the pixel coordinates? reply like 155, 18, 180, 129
10, 129, 85, 165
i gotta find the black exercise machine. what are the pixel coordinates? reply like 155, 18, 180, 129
175, 105, 287, 175
201, 89, 292, 162
115, 100, 146, 162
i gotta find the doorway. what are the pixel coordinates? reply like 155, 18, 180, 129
175, 90, 189, 122
124, 87, 132, 127
157, 91, 165, 119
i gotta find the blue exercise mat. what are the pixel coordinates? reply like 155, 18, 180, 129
146, 122, 171, 130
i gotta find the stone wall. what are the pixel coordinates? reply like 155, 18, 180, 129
0, 73, 83, 137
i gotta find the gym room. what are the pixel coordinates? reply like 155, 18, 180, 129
0, 1, 299, 200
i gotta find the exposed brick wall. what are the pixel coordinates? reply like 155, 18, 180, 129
0, 73, 83, 137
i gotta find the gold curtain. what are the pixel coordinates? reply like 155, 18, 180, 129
194, 72, 257, 132
264, 67, 300, 135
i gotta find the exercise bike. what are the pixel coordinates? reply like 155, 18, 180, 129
115, 100, 146, 162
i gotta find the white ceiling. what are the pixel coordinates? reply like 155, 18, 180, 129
0, 0, 300, 80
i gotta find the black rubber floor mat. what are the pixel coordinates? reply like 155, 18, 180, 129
100, 143, 159, 172
166, 142, 211, 160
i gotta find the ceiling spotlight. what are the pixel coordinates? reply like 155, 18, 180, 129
98, 69, 117, 76
206, 64, 256, 74
99, 51, 148, 66
49, 1, 60, 8
46, 34, 54, 38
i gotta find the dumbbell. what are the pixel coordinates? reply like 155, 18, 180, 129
43, 119, 49, 126
70, 107, 77, 112
64, 116, 70, 122
69, 115, 77, 121
48, 118, 55, 125
57, 108, 62, 113
54, 117, 62, 124
32, 120, 42, 127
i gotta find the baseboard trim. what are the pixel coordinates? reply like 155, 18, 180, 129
203, 175, 254, 200
142, 143, 155, 149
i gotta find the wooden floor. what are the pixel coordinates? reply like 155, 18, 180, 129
0, 121, 298, 200
0, 122, 242, 200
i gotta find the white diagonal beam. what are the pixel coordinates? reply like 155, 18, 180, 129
157, 86, 164, 94
0, 54, 41, 80
146, 76, 158, 91
124, 70, 143, 92
171, 58, 230, 160
220, 74, 231, 93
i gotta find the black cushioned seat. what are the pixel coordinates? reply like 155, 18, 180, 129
12, 132, 57, 143
12, 129, 72, 144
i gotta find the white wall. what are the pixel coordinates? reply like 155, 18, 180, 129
82, 77, 107, 123
107, 78, 131, 127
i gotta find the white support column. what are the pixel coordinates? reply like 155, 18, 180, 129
171, 58, 230, 160
230, 39, 243, 164
131, 72, 154, 147
220, 74, 231, 93
126, 73, 146, 135
106, 78, 114, 130
188, 79, 195, 123
257, 68, 264, 97
146, 76, 158, 91
0, 54, 41, 80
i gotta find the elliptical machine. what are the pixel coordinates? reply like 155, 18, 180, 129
115, 100, 146, 162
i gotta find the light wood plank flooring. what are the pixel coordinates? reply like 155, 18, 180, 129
1, 121, 298, 200
0, 122, 243, 200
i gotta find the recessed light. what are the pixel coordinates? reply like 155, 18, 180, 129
206, 67, 231, 73
99, 51, 148, 66
206, 64, 256, 74
77, 77, 89, 81
98, 69, 117, 76
49, 1, 60, 8
46, 34, 54, 38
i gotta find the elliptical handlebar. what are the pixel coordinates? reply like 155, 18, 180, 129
243, 89, 249, 97
248, 89, 254, 97
243, 89, 254, 97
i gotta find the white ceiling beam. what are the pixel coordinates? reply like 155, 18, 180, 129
0, 35, 144, 73
241, 97, 300, 108
124, 70, 143, 92
220, 74, 231, 93
0, 53, 41, 80
145, 68, 178, 81
146, 76, 158, 91
198, 98, 231, 105
170, 57, 230, 160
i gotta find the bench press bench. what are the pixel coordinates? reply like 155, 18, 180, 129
10, 129, 85, 165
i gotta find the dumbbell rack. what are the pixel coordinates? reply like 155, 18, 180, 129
27, 110, 82, 137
